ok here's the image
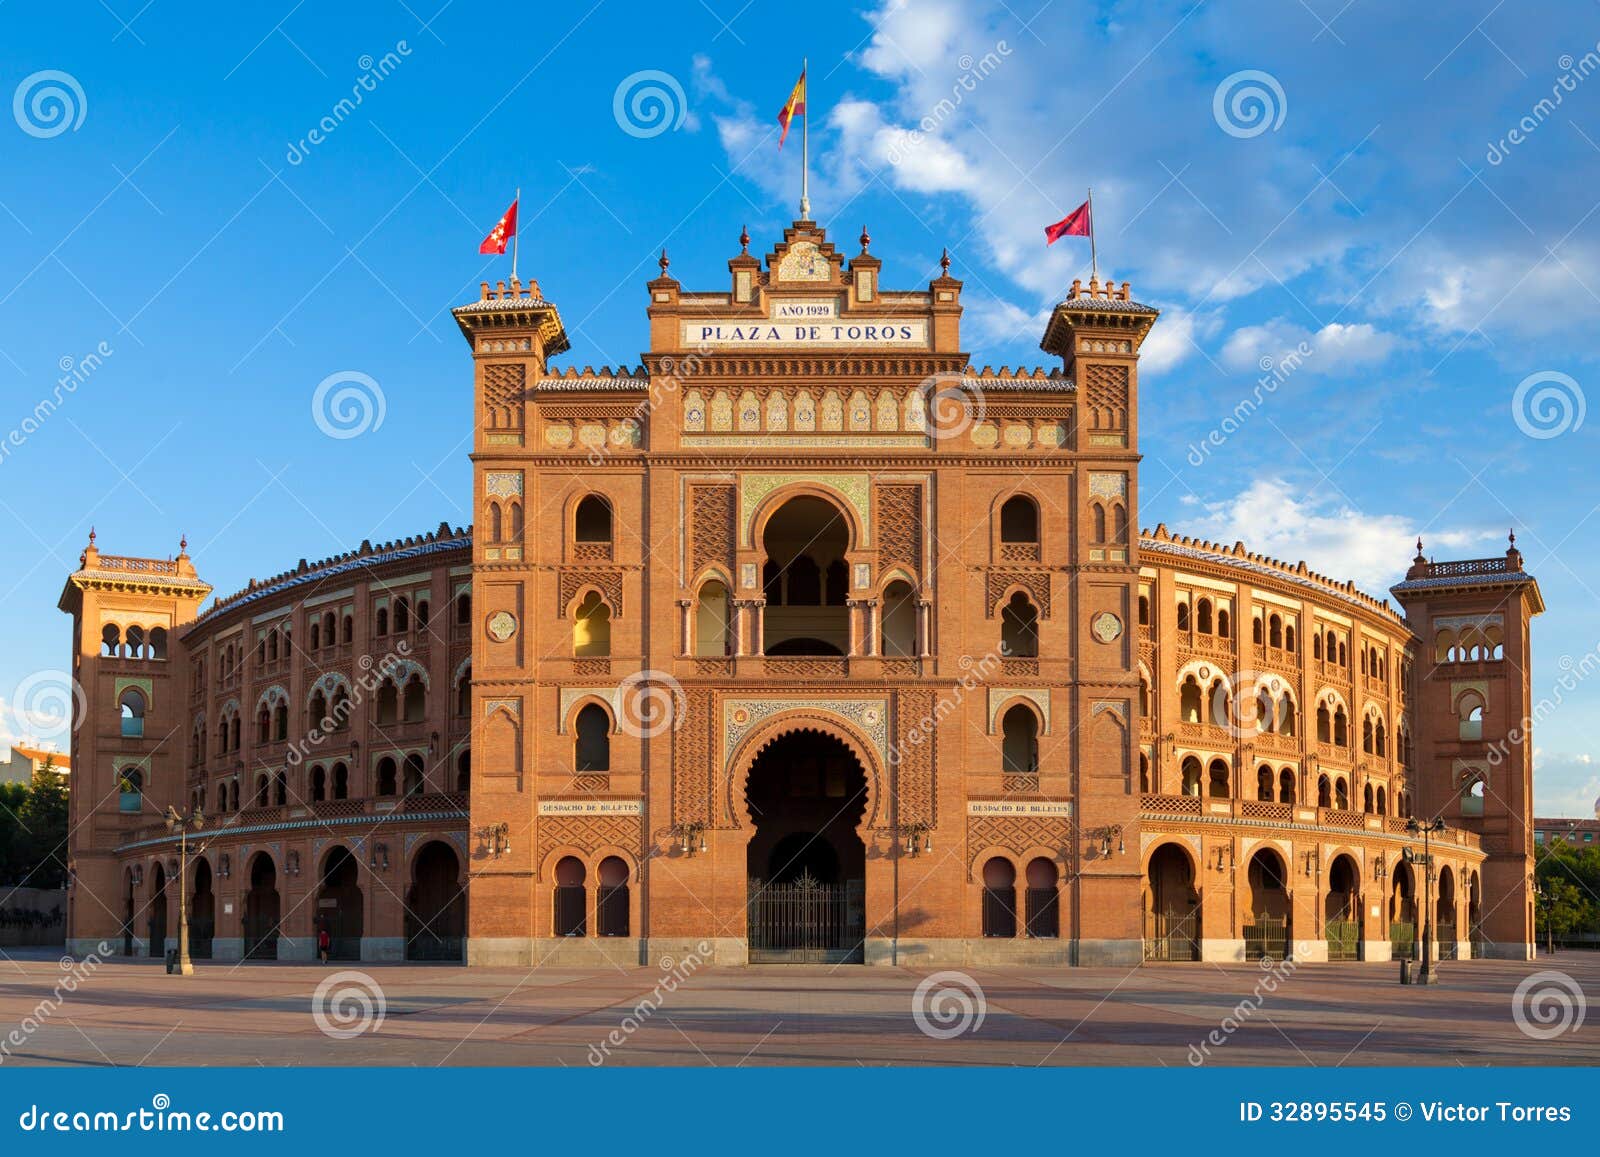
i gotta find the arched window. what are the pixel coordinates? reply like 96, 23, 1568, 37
1317, 774, 1332, 808
574, 495, 613, 543
1176, 601, 1190, 632
554, 856, 587, 936
1363, 717, 1375, 754
376, 680, 398, 725
1181, 756, 1202, 797
455, 590, 472, 625
1313, 633, 1322, 660
1257, 764, 1275, 801
456, 672, 471, 717
1217, 607, 1231, 638
1363, 783, 1374, 813
417, 599, 430, 630
1000, 704, 1039, 774
1091, 502, 1107, 543
117, 768, 143, 812
694, 580, 731, 657
1024, 858, 1059, 939
489, 503, 504, 544
1334, 777, 1350, 810
309, 620, 321, 649
394, 597, 410, 634
323, 611, 336, 646
402, 676, 426, 722
597, 856, 630, 937
376, 606, 389, 636
310, 766, 327, 802
229, 714, 240, 751
982, 857, 1017, 938
342, 614, 354, 644
255, 773, 270, 808
1253, 616, 1265, 645
256, 705, 271, 745
310, 690, 328, 726
119, 687, 146, 738
1196, 598, 1213, 635
1377, 785, 1388, 815
573, 591, 612, 657
1268, 614, 1283, 648
1458, 692, 1485, 741
998, 495, 1039, 543
1285, 623, 1296, 652
376, 758, 397, 796
880, 581, 917, 658
1000, 591, 1039, 658
1112, 503, 1128, 544
1279, 696, 1296, 737
273, 770, 287, 806
101, 624, 121, 657
1139, 751, 1151, 792
1179, 676, 1203, 723
1207, 758, 1230, 799
1333, 707, 1349, 747
1317, 703, 1331, 743
402, 754, 424, 796
575, 704, 611, 772
1138, 594, 1150, 625
332, 762, 349, 800
273, 701, 288, 742
1375, 721, 1387, 756
1278, 768, 1295, 805
456, 750, 471, 792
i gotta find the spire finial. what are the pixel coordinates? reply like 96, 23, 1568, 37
88, 526, 96, 545
859, 225, 870, 253
1509, 528, 1516, 547
658, 248, 669, 274
939, 248, 951, 275
739, 224, 749, 254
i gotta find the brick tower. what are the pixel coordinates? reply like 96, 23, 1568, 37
1391, 534, 1543, 959
58, 532, 211, 955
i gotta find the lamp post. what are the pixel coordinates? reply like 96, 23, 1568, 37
164, 804, 205, 976
1404, 817, 1444, 984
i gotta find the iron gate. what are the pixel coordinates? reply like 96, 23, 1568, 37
747, 876, 863, 963
1244, 916, 1289, 961
1390, 920, 1416, 959
1144, 910, 1199, 961
1326, 920, 1360, 961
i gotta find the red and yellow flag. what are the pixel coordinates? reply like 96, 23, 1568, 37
777, 68, 806, 148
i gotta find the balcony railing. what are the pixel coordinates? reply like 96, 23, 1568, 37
1138, 793, 1482, 849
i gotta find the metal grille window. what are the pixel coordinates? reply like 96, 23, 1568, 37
1024, 887, 1059, 939
983, 887, 1017, 938
597, 884, 629, 937
554, 886, 587, 937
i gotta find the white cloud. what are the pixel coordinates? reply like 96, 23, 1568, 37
1178, 476, 1496, 592
1221, 318, 1397, 375
1531, 753, 1599, 818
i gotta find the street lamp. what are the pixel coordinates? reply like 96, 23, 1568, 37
163, 804, 205, 976
1404, 816, 1445, 984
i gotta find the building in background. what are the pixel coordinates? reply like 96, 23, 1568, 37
0, 744, 70, 787
59, 218, 1543, 965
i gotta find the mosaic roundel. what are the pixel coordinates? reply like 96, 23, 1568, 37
1091, 611, 1123, 644
486, 610, 517, 642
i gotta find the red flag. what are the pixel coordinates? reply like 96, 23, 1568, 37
777, 68, 806, 149
1044, 199, 1091, 245
479, 198, 518, 255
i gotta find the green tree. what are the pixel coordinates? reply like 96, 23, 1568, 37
16, 757, 68, 889
0, 781, 30, 885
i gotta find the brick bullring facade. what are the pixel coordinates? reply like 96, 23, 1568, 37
61, 219, 1542, 966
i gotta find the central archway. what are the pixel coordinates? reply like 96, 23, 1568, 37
744, 729, 867, 962
760, 496, 851, 655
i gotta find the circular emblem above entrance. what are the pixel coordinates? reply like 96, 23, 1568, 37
486, 611, 517, 642
1091, 611, 1123, 644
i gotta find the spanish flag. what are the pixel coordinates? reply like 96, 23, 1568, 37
777, 68, 806, 148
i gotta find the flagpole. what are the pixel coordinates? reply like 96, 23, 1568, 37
512, 186, 521, 284
800, 58, 810, 220
1087, 186, 1097, 281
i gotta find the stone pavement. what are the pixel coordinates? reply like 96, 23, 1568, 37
0, 949, 1594, 1067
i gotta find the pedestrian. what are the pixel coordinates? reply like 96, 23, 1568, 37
317, 923, 331, 964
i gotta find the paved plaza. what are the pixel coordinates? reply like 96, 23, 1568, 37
0, 949, 1594, 1067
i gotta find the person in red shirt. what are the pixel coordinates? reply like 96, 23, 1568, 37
316, 923, 331, 964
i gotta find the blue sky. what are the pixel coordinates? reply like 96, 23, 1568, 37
1, 0, 1597, 812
